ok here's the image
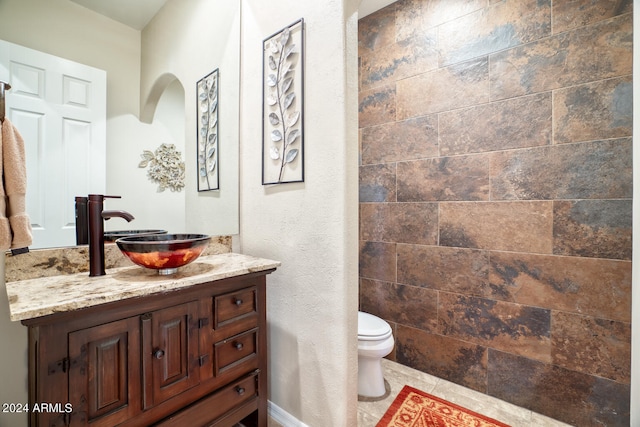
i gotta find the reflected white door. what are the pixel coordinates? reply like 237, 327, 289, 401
0, 40, 106, 249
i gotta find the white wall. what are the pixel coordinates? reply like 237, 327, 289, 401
239, 1, 360, 425
140, 0, 240, 236
109, 79, 186, 233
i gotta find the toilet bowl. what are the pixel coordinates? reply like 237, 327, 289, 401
357, 311, 394, 398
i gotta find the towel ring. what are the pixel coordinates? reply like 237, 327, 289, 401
0, 80, 11, 124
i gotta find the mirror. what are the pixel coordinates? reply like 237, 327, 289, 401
0, 0, 240, 248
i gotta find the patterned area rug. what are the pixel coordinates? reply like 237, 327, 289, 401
376, 385, 511, 427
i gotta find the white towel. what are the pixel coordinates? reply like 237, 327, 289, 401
0, 117, 32, 250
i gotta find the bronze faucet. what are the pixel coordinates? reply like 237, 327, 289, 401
88, 194, 134, 276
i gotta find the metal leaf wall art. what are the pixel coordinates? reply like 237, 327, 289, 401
262, 19, 304, 185
197, 69, 219, 191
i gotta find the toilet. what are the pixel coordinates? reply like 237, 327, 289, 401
357, 311, 394, 398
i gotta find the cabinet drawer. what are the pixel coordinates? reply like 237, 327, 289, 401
153, 372, 258, 427
215, 328, 258, 375
214, 287, 257, 327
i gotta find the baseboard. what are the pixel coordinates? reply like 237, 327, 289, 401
268, 400, 310, 427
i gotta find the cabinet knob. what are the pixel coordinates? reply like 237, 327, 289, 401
234, 298, 243, 306
234, 342, 244, 351
235, 386, 245, 396
154, 349, 165, 359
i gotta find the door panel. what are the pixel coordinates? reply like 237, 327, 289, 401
0, 39, 106, 248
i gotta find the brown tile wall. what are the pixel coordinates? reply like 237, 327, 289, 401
357, 1, 632, 425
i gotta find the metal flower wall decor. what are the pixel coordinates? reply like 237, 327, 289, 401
197, 69, 219, 191
139, 143, 185, 192
262, 18, 305, 185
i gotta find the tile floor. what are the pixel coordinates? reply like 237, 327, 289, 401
268, 358, 574, 426
358, 359, 573, 427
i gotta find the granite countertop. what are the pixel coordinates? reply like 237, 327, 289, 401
5, 253, 280, 322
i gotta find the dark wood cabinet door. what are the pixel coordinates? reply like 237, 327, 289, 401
68, 316, 141, 427
142, 301, 200, 407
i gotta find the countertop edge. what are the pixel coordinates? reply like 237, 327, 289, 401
6, 253, 280, 322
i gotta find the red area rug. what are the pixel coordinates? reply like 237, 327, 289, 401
376, 385, 511, 427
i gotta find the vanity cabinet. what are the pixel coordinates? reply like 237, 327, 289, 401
23, 270, 272, 427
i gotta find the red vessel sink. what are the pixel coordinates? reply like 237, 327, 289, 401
116, 234, 211, 275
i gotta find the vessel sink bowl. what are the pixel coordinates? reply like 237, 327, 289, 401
104, 229, 167, 242
116, 234, 211, 275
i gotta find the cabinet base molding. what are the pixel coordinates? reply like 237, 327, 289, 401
268, 401, 311, 427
